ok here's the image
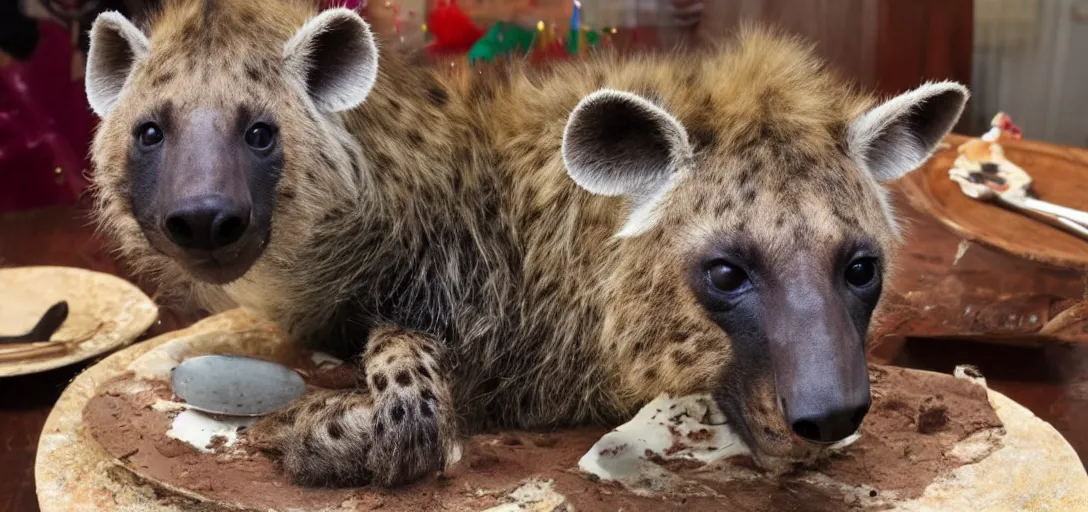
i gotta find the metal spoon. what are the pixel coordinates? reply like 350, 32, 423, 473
171, 355, 307, 417
951, 173, 1088, 242
0, 301, 69, 344
949, 153, 1088, 241
999, 195, 1088, 241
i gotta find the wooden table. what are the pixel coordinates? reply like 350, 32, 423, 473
874, 136, 1088, 344
2, 166, 1088, 511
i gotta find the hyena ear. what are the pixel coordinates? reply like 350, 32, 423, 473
563, 89, 692, 236
848, 81, 969, 182
284, 8, 379, 113
85, 12, 151, 117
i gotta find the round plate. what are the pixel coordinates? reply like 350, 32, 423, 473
903, 135, 1088, 271
0, 266, 158, 377
36, 309, 1088, 511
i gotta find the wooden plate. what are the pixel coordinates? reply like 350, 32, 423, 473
0, 266, 158, 377
902, 134, 1088, 271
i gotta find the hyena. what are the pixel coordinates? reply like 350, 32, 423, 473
85, 0, 967, 487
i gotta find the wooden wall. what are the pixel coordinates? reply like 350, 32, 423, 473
699, 0, 879, 90
875, 0, 974, 97
698, 0, 974, 101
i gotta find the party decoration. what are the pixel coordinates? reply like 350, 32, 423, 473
567, 0, 583, 55
369, 0, 607, 65
530, 22, 569, 63
467, 21, 536, 63
426, 0, 485, 56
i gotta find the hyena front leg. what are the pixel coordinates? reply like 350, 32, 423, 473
251, 326, 460, 487
360, 327, 461, 484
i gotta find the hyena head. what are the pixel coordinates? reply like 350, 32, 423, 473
562, 35, 967, 457
85, 0, 376, 284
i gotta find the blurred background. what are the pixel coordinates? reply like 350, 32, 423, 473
0, 0, 1085, 214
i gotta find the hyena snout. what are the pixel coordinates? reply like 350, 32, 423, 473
775, 350, 871, 445
767, 268, 873, 445
693, 248, 879, 450
163, 195, 251, 251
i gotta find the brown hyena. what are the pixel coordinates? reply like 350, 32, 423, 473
85, 0, 967, 487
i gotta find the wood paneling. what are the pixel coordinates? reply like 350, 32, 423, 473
875, 0, 974, 95
698, 0, 877, 87
696, 0, 973, 103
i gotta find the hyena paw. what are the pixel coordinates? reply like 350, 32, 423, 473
250, 389, 375, 486
363, 326, 461, 485
367, 387, 448, 485
250, 386, 457, 487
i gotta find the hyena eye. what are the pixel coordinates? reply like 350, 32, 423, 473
245, 123, 275, 150
138, 123, 164, 146
708, 261, 749, 293
845, 258, 878, 288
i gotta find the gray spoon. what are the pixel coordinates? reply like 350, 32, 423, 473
171, 355, 307, 417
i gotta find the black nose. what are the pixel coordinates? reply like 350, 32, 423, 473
163, 196, 250, 251
788, 400, 870, 444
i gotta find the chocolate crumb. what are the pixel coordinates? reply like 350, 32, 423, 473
206, 435, 229, 451
599, 444, 627, 457
664, 440, 689, 456
531, 436, 558, 448
467, 453, 500, 470
917, 397, 950, 434
687, 428, 714, 442
725, 455, 759, 470
500, 435, 523, 446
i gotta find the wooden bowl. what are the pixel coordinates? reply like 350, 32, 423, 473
902, 134, 1088, 271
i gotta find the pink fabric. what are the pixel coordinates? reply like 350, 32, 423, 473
322, 0, 365, 11
0, 19, 93, 213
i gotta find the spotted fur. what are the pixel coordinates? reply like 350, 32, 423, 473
87, 0, 966, 487
252, 327, 458, 485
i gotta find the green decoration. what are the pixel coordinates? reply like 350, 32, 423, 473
468, 22, 536, 64
586, 30, 600, 47
567, 28, 602, 56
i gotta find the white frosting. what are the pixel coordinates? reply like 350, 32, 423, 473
165, 409, 256, 453
577, 394, 750, 481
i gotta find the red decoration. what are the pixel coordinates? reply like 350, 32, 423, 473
993, 113, 1023, 141
426, 0, 484, 56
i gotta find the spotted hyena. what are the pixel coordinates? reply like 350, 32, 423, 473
85, 0, 967, 487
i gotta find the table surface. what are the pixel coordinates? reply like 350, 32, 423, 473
2, 178, 1088, 512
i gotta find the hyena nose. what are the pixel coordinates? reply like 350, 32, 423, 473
787, 399, 871, 444
164, 196, 251, 251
